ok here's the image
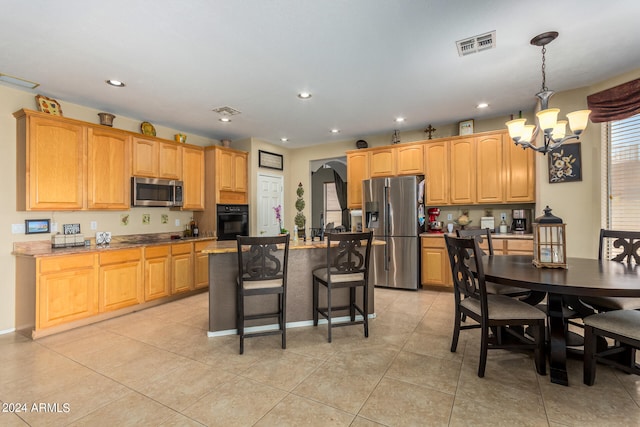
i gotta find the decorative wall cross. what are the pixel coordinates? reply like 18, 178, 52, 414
424, 124, 436, 139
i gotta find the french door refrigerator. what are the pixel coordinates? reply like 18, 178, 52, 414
363, 176, 424, 290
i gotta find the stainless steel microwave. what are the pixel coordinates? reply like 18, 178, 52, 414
131, 177, 183, 207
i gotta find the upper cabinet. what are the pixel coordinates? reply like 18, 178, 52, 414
424, 141, 449, 205
449, 138, 476, 204
87, 127, 131, 210
15, 110, 85, 210
504, 136, 535, 202
181, 145, 205, 210
369, 147, 396, 177
132, 137, 182, 179
347, 151, 369, 209
475, 133, 504, 204
213, 146, 248, 205
396, 143, 424, 175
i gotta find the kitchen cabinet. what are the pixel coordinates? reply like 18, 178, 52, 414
475, 133, 504, 204
171, 242, 193, 294
181, 145, 205, 210
346, 151, 369, 209
87, 127, 131, 210
396, 143, 424, 175
144, 245, 171, 301
424, 141, 449, 205
194, 241, 210, 289
98, 248, 143, 312
449, 138, 476, 204
15, 110, 85, 210
216, 146, 248, 202
132, 137, 183, 179
420, 236, 452, 287
504, 135, 535, 202
36, 254, 98, 329
369, 147, 396, 177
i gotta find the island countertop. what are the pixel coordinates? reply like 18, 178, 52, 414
201, 237, 386, 254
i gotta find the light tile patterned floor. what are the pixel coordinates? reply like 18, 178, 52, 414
1, 288, 640, 426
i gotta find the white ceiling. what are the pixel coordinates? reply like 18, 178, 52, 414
2, 1, 639, 148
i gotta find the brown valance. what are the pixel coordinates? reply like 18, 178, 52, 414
587, 78, 640, 123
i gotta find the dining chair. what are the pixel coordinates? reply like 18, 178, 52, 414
583, 309, 640, 385
236, 234, 290, 354
444, 235, 546, 377
312, 231, 373, 343
580, 229, 640, 312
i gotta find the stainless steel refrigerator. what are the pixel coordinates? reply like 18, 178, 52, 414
363, 176, 424, 290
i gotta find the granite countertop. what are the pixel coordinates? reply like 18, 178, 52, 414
202, 238, 386, 254
420, 232, 533, 240
12, 233, 217, 257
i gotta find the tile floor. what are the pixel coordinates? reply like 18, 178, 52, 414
1, 287, 640, 426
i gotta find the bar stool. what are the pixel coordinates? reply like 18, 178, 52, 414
236, 235, 290, 354
312, 231, 373, 343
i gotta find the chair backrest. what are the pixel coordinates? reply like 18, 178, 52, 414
456, 228, 494, 256
236, 235, 290, 285
444, 235, 488, 317
325, 231, 373, 280
598, 229, 640, 264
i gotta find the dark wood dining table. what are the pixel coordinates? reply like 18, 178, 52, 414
476, 255, 640, 386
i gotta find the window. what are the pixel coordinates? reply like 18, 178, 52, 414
324, 182, 343, 229
602, 113, 640, 254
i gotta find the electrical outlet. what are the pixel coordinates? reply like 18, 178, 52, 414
11, 223, 25, 234
447, 214, 453, 220
175, 219, 180, 226
51, 222, 58, 233
501, 212, 507, 220
90, 221, 97, 230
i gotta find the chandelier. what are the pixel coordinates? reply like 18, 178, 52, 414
505, 32, 591, 154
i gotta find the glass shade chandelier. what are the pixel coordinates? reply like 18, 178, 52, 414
505, 32, 591, 154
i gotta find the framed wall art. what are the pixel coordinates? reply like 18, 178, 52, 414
25, 219, 50, 234
548, 142, 582, 183
459, 119, 474, 135
258, 150, 284, 170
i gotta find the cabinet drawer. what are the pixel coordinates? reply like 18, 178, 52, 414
145, 245, 170, 258
99, 248, 142, 265
194, 241, 212, 252
39, 254, 95, 274
171, 242, 192, 255
421, 236, 445, 249
506, 239, 533, 252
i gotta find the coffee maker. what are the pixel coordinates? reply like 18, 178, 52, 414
511, 209, 532, 234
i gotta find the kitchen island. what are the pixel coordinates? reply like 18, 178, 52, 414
203, 238, 384, 336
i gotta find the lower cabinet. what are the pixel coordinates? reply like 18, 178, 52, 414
171, 242, 194, 294
144, 245, 171, 301
194, 241, 210, 289
98, 248, 143, 312
420, 237, 452, 287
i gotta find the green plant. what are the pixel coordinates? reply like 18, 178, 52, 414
294, 182, 306, 229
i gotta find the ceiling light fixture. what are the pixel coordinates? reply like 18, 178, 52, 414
395, 117, 405, 123
477, 103, 489, 109
331, 129, 340, 134
105, 79, 126, 87
219, 117, 231, 122
280, 137, 288, 142
505, 32, 591, 155
297, 92, 312, 99
0, 73, 39, 89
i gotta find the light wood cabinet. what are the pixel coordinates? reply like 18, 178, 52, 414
194, 241, 210, 289
144, 245, 171, 301
346, 151, 369, 209
369, 147, 396, 177
396, 143, 424, 175
15, 110, 85, 210
98, 249, 143, 312
504, 136, 535, 202
216, 147, 248, 203
476, 133, 504, 204
449, 138, 476, 204
36, 254, 98, 329
171, 242, 193, 294
182, 145, 205, 210
420, 237, 452, 287
87, 127, 131, 210
424, 141, 449, 205
132, 138, 183, 179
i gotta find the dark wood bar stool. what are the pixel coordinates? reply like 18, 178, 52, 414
312, 231, 373, 343
236, 235, 290, 354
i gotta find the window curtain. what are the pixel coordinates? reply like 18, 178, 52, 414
587, 78, 640, 123
332, 171, 349, 229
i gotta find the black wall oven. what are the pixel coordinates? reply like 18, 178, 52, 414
217, 204, 249, 240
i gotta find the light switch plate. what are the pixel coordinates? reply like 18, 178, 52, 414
90, 221, 97, 230
11, 223, 25, 234
175, 219, 180, 226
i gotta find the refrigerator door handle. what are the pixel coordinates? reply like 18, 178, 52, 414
384, 185, 390, 270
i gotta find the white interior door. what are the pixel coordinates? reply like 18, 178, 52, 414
257, 173, 284, 236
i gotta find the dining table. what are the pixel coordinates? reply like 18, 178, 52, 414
475, 255, 640, 386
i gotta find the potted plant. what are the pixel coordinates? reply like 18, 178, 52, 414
294, 183, 306, 237
273, 204, 287, 234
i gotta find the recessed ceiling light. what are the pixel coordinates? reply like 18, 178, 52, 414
395, 117, 405, 123
331, 129, 340, 134
281, 137, 289, 142
477, 103, 489, 109
219, 117, 231, 122
0, 73, 39, 89
297, 92, 312, 99
105, 79, 125, 87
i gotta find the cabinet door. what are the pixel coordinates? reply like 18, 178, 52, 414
505, 238, 534, 255
182, 146, 205, 210
396, 144, 424, 175
194, 241, 210, 289
172, 243, 193, 294
132, 137, 159, 177
504, 134, 535, 202
158, 142, 182, 179
424, 141, 449, 205
233, 152, 248, 192
476, 134, 504, 204
144, 245, 170, 301
369, 148, 396, 177
98, 249, 143, 312
27, 115, 85, 210
87, 127, 131, 209
420, 238, 452, 286
217, 149, 234, 191
449, 138, 476, 204
347, 151, 369, 209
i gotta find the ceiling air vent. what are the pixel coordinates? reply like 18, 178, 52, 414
212, 106, 242, 116
456, 31, 496, 57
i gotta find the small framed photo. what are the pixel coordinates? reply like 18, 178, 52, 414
459, 119, 474, 135
25, 219, 50, 234
258, 150, 284, 170
35, 94, 63, 116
